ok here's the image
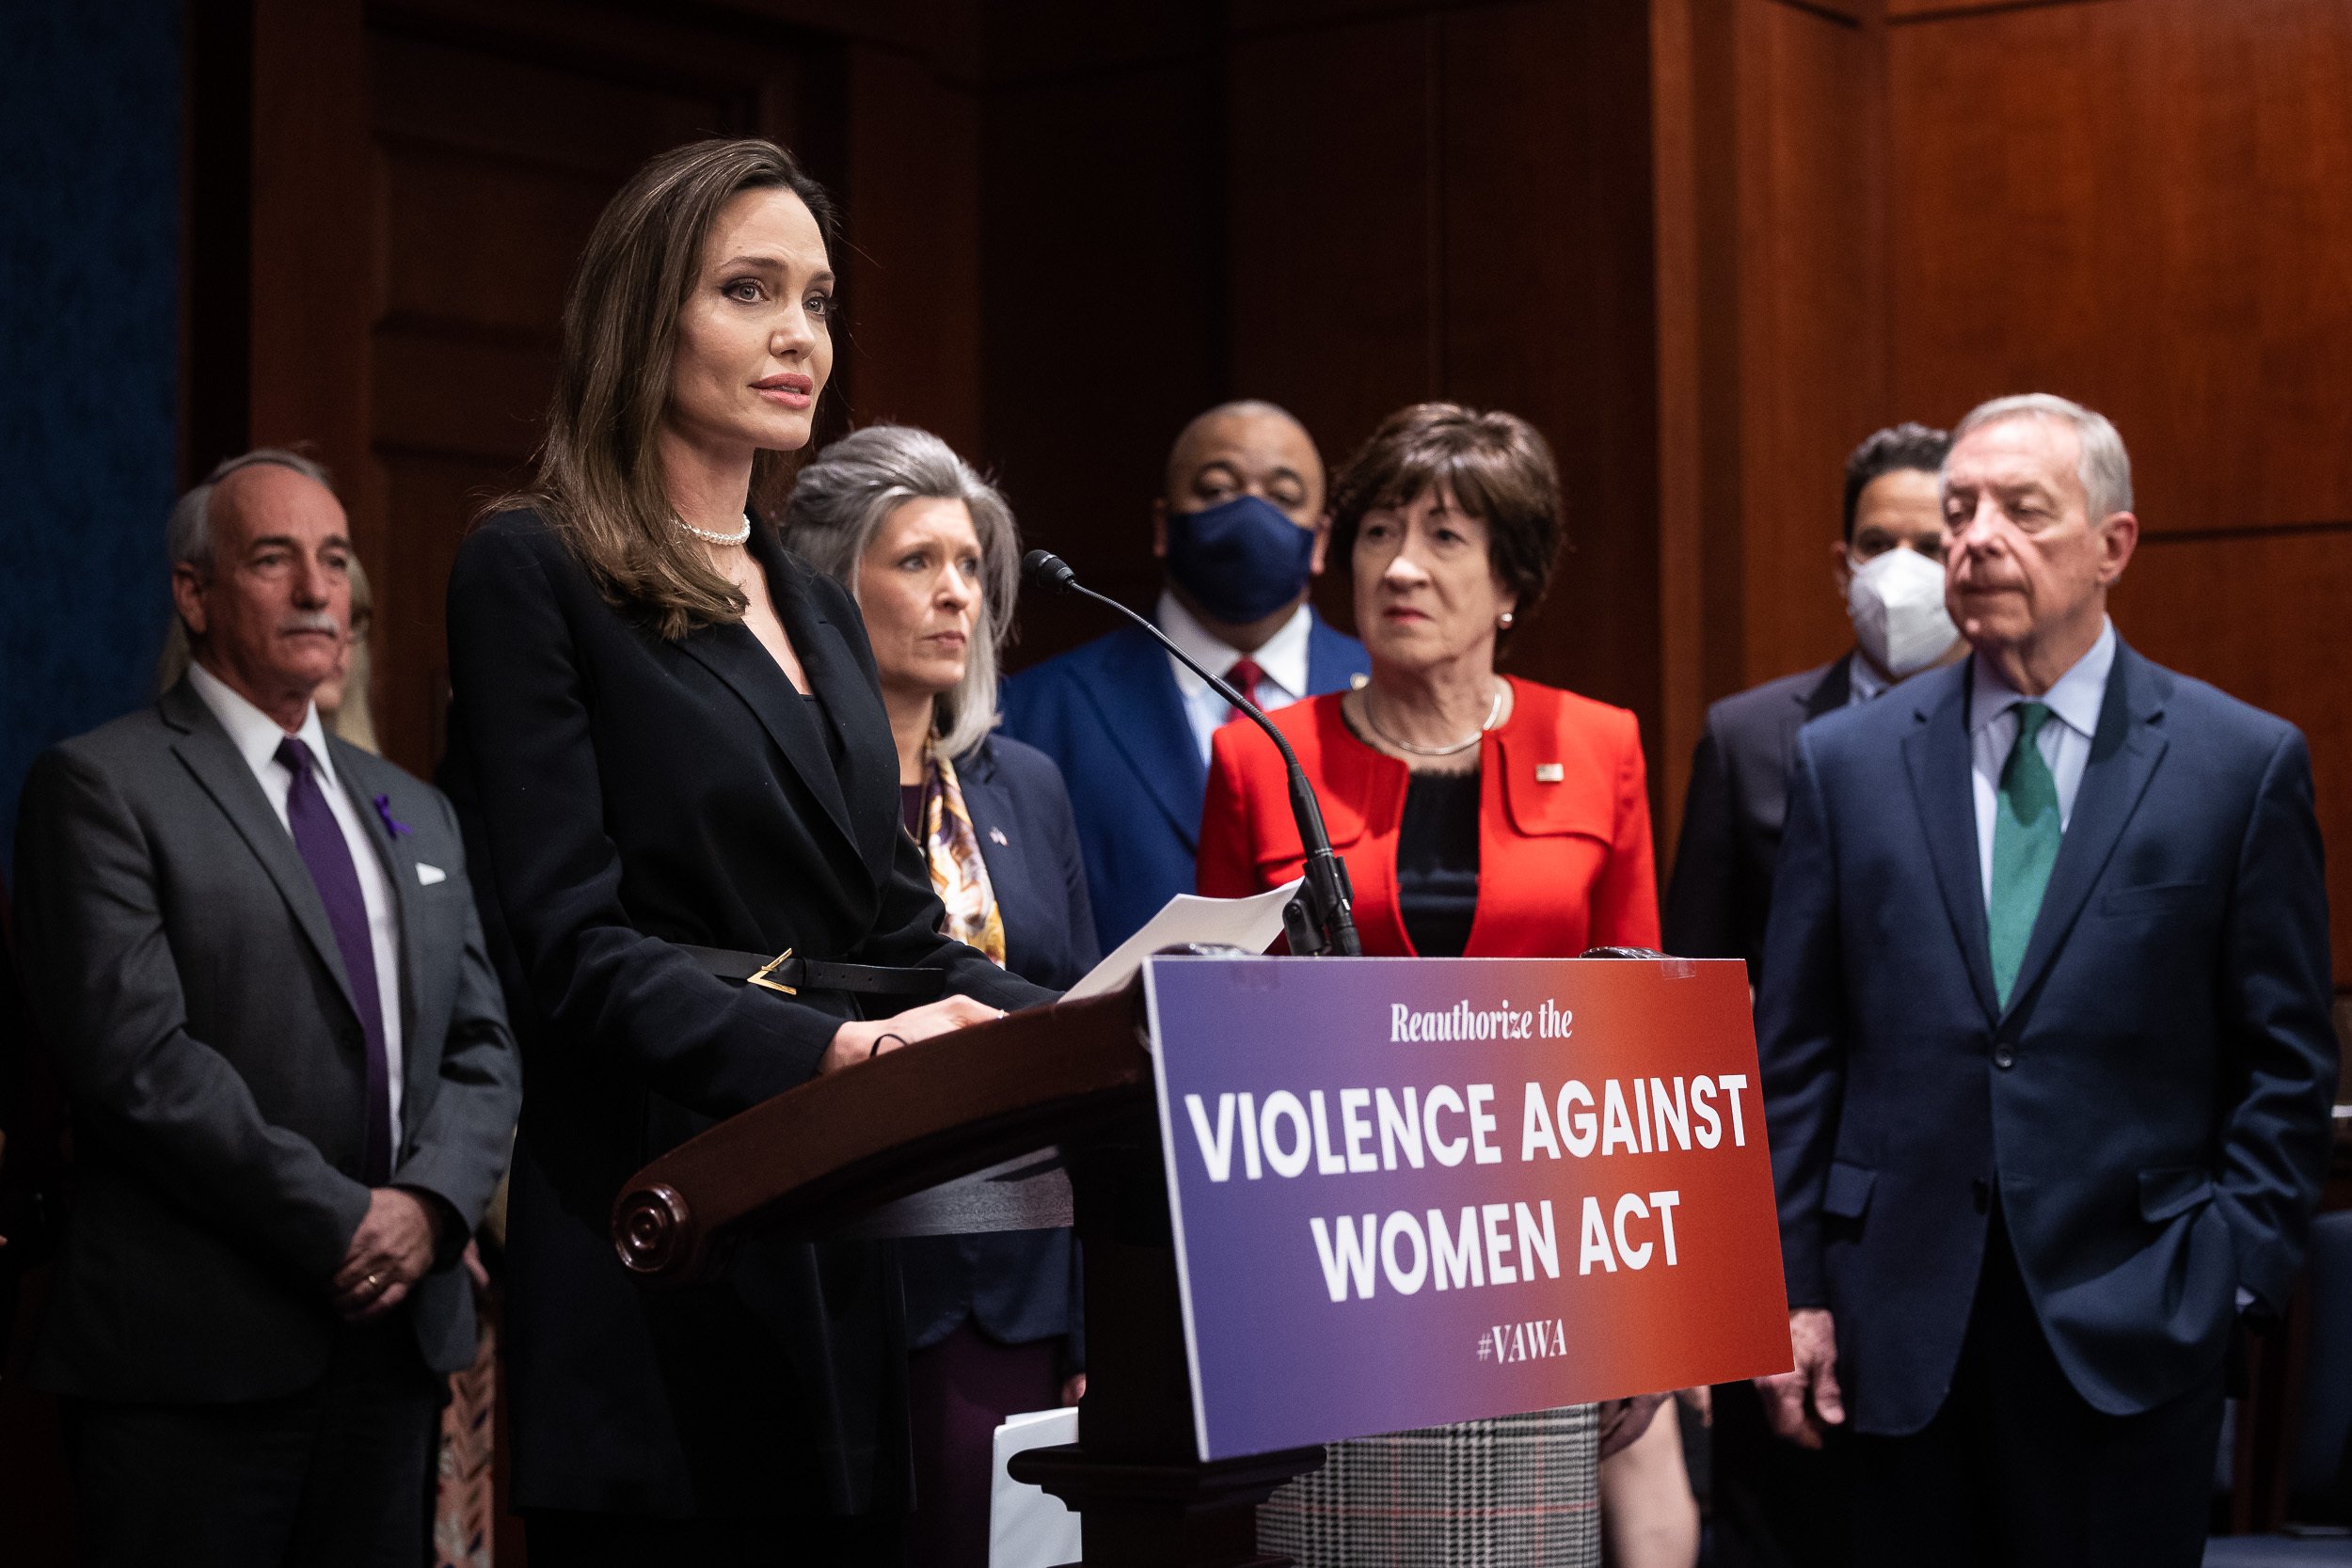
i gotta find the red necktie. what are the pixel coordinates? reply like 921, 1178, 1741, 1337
1222, 657, 1264, 724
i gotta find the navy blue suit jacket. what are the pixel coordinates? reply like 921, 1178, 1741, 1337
999, 612, 1370, 951
898, 734, 1100, 1365
1758, 640, 2335, 1434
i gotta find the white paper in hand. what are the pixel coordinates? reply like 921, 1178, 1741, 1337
1062, 879, 1303, 1002
991, 1406, 1081, 1568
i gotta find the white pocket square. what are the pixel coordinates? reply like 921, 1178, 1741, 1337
415, 863, 448, 886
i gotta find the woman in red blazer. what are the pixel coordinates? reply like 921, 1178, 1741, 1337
1198, 402, 1668, 1567
1198, 404, 1658, 958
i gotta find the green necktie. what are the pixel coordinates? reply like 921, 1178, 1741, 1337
1989, 701, 2061, 1008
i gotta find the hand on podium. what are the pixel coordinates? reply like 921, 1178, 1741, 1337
820, 994, 1007, 1075
1757, 1307, 1845, 1449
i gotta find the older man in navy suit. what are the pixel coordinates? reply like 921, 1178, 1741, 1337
1756, 394, 2335, 1565
1001, 401, 1369, 950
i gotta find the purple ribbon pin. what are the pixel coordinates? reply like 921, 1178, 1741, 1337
373, 794, 412, 839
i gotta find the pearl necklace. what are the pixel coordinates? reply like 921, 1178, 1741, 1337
1362, 681, 1506, 757
675, 514, 751, 546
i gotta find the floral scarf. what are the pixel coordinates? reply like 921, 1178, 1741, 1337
917, 747, 1007, 966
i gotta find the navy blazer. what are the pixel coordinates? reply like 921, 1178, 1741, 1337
1758, 640, 2336, 1435
898, 734, 1099, 1366
1663, 654, 1852, 980
1000, 612, 1370, 952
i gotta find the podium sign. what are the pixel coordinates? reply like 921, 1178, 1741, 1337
1144, 955, 1790, 1461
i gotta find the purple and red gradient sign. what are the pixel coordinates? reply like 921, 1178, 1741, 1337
1143, 954, 1790, 1461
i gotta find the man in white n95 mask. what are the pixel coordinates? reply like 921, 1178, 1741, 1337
1660, 420, 1959, 1568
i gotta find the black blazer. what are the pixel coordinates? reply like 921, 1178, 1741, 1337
899, 735, 1099, 1364
1759, 642, 2336, 1433
1662, 655, 1851, 979
10, 684, 518, 1400
443, 511, 1051, 1518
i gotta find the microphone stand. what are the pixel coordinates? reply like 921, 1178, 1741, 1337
1025, 549, 1361, 957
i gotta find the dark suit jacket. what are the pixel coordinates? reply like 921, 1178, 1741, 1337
1758, 641, 2336, 1434
443, 511, 1051, 1518
1000, 613, 1370, 953
899, 735, 1099, 1365
1663, 656, 1851, 979
8, 680, 519, 1400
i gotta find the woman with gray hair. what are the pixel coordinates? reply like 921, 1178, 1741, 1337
782, 422, 1097, 1568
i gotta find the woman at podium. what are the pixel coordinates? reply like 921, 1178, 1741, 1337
781, 423, 1098, 1567
442, 140, 1054, 1563
1197, 401, 1661, 1565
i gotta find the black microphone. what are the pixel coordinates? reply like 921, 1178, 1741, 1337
1024, 549, 1360, 958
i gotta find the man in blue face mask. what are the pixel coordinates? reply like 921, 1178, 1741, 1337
1002, 400, 1371, 952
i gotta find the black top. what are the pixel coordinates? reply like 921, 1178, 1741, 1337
898, 781, 924, 838
441, 510, 1051, 1517
1395, 770, 1482, 958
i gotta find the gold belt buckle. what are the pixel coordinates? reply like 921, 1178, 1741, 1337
746, 947, 798, 996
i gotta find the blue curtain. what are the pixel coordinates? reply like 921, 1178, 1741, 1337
0, 0, 182, 878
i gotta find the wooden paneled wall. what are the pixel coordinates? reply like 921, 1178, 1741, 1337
1222, 0, 1662, 739
200, 0, 987, 775
199, 0, 2352, 980
971, 5, 1228, 662
1652, 0, 2352, 980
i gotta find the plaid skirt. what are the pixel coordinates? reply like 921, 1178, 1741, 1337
1257, 1405, 1600, 1568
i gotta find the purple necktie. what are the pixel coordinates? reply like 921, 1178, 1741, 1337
276, 736, 392, 1184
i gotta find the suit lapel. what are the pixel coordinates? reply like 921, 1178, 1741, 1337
2000, 642, 2167, 1022
1077, 624, 1209, 849
766, 531, 902, 881
675, 534, 861, 858
1303, 612, 1370, 695
160, 681, 362, 1023
957, 745, 1035, 962
1804, 654, 1853, 721
1900, 664, 2000, 1025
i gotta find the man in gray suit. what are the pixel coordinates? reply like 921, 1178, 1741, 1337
12, 450, 520, 1567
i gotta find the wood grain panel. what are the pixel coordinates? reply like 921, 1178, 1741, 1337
980, 55, 1224, 662
1227, 12, 1437, 491
1886, 0, 2090, 17
369, 28, 730, 173
247, 0, 373, 571
1735, 0, 1887, 686
371, 332, 556, 462
351, 8, 816, 769
1439, 0, 1660, 726
375, 141, 618, 341
2110, 525, 2352, 981
1888, 0, 2352, 535
842, 43, 982, 455
373, 451, 519, 782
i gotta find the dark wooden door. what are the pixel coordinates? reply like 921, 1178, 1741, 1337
209, 0, 844, 775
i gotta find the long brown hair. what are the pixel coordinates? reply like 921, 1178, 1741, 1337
490, 138, 840, 640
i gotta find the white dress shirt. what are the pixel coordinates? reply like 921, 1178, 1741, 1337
190, 661, 405, 1132
1156, 590, 1314, 767
1967, 618, 2116, 909
1846, 654, 1888, 708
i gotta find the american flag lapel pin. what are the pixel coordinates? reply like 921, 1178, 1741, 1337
1534, 763, 1565, 783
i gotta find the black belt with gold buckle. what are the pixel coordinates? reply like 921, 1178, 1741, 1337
677, 944, 945, 1001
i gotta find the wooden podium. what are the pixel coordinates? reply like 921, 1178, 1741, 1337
611, 984, 1323, 1568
